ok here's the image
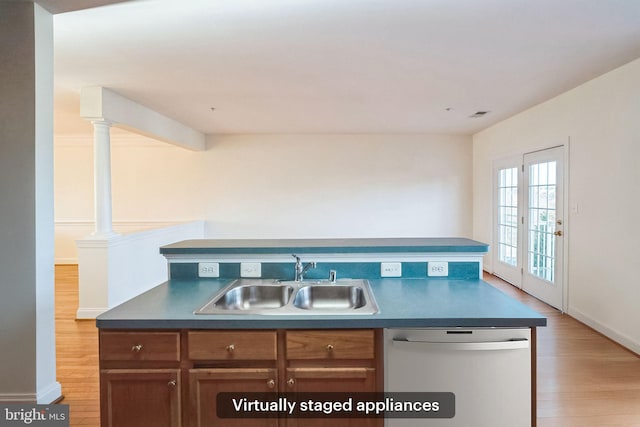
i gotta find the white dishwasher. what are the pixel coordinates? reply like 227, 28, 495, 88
384, 328, 531, 427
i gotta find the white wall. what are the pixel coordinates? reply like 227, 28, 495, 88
0, 2, 60, 403
203, 134, 473, 238
55, 133, 204, 222
55, 133, 473, 249
473, 57, 640, 353
76, 220, 205, 318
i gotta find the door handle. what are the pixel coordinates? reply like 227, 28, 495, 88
554, 230, 563, 236
392, 338, 529, 351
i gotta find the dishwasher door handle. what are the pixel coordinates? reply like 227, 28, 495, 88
392, 338, 529, 351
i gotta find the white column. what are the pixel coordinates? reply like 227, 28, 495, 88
92, 119, 118, 237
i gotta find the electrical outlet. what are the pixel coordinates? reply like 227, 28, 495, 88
198, 262, 219, 278
428, 261, 448, 277
240, 262, 261, 278
381, 262, 402, 277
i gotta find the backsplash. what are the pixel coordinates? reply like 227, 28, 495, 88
169, 261, 480, 281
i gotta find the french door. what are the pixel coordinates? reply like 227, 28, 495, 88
522, 147, 564, 309
493, 159, 523, 286
494, 146, 565, 310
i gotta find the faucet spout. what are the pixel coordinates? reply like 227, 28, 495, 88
301, 261, 317, 278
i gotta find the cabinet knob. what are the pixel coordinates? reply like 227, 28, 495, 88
267, 379, 275, 389
226, 344, 235, 353
326, 344, 334, 352
131, 344, 143, 352
287, 378, 295, 388
168, 380, 177, 387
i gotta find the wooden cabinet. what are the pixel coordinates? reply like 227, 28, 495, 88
284, 330, 379, 427
100, 331, 182, 427
99, 329, 381, 427
189, 368, 278, 427
284, 330, 377, 395
100, 369, 181, 427
187, 331, 279, 427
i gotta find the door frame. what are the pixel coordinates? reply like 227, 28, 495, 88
491, 140, 570, 313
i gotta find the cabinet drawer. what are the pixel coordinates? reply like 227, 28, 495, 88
286, 330, 374, 360
188, 331, 277, 361
100, 331, 180, 362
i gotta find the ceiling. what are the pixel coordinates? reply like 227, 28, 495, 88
52, 0, 640, 136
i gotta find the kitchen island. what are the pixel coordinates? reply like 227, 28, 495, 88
96, 238, 545, 427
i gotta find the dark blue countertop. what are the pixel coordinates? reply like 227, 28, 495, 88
160, 238, 489, 255
96, 278, 546, 329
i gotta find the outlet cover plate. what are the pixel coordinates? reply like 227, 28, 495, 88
240, 262, 262, 278
428, 261, 449, 277
381, 262, 402, 277
198, 262, 219, 278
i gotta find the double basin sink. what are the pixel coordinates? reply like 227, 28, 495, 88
195, 279, 379, 316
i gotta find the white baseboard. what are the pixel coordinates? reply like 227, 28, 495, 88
76, 307, 108, 319
482, 263, 492, 274
37, 381, 62, 404
569, 306, 640, 355
0, 383, 59, 403
0, 393, 37, 403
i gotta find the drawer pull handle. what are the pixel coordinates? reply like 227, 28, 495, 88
226, 344, 235, 353
267, 379, 275, 389
326, 344, 334, 352
287, 378, 295, 388
168, 380, 176, 387
131, 344, 143, 352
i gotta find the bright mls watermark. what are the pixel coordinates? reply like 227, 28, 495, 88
1, 405, 69, 427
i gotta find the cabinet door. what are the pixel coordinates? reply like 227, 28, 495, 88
284, 367, 378, 427
101, 369, 181, 427
189, 368, 278, 427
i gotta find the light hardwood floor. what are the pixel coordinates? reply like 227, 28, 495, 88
54, 265, 640, 427
483, 273, 640, 427
55, 264, 100, 427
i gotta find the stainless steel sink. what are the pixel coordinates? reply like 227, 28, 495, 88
195, 280, 294, 314
194, 279, 378, 315
293, 285, 366, 310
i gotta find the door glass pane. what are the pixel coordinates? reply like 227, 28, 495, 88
528, 161, 557, 282
497, 167, 518, 267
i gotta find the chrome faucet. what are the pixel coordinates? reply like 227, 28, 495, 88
292, 254, 316, 282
